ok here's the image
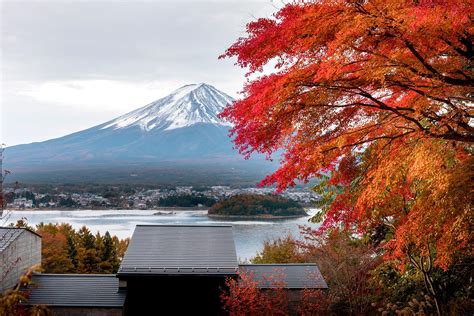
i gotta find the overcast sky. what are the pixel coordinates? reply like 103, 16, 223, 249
1, 0, 278, 146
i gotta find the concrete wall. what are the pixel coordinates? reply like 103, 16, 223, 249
0, 230, 41, 292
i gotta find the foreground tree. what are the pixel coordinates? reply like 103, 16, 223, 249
252, 231, 380, 315
0, 267, 48, 316
221, 1, 473, 312
221, 0, 472, 266
222, 270, 299, 315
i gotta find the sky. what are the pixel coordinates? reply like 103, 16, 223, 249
0, 0, 279, 146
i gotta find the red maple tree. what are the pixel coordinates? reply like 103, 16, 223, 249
220, 0, 473, 272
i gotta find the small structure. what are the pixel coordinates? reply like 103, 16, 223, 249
238, 263, 328, 289
0, 227, 41, 293
239, 264, 328, 314
117, 225, 238, 315
27, 274, 126, 316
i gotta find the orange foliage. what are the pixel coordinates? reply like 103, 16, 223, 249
221, 271, 289, 315
221, 0, 473, 269
39, 231, 74, 273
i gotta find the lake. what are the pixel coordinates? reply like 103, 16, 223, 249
3, 209, 319, 262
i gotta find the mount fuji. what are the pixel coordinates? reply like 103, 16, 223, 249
4, 83, 276, 184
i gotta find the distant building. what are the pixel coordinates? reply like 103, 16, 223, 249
11, 198, 34, 208
0, 227, 41, 293
23, 225, 328, 315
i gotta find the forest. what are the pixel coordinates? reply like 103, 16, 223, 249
13, 219, 129, 274
158, 194, 216, 207
221, 230, 472, 315
208, 194, 306, 217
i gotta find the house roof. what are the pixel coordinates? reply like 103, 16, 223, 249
238, 264, 328, 289
118, 225, 239, 276
26, 274, 126, 307
0, 227, 41, 252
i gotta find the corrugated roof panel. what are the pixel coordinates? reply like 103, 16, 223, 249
118, 225, 238, 275
27, 274, 126, 307
239, 264, 328, 289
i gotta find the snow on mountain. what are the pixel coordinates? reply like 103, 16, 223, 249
4, 83, 277, 183
101, 83, 234, 132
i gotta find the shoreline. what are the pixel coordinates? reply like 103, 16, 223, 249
5, 206, 209, 212
207, 213, 308, 220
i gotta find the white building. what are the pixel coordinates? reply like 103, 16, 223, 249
12, 198, 34, 208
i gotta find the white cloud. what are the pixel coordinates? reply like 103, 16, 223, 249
1, 0, 279, 146
18, 80, 180, 113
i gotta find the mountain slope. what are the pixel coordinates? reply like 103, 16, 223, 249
4, 83, 276, 183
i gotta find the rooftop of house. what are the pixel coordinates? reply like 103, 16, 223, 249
26, 274, 126, 308
118, 225, 239, 276
239, 264, 328, 289
22, 225, 328, 311
0, 227, 41, 252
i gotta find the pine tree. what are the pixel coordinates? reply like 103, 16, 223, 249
77, 226, 99, 273
66, 234, 78, 270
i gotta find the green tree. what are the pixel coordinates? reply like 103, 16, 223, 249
77, 226, 99, 273
252, 235, 304, 264
100, 231, 120, 273
66, 235, 78, 269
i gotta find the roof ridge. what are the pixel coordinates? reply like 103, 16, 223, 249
0, 226, 42, 238
136, 224, 233, 228
33, 273, 117, 277
239, 263, 317, 266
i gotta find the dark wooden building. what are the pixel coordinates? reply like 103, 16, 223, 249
239, 264, 328, 314
117, 225, 238, 315
23, 225, 328, 315
27, 274, 126, 316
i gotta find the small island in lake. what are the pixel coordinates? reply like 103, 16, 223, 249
208, 194, 307, 219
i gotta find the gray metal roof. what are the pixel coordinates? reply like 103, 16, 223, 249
238, 264, 328, 289
26, 274, 126, 307
118, 225, 238, 276
0, 227, 40, 252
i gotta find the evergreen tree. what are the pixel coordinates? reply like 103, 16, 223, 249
77, 226, 99, 273
66, 234, 78, 269
103, 232, 113, 260
100, 231, 120, 273
78, 226, 95, 249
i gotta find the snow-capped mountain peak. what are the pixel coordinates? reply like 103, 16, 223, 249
102, 83, 234, 132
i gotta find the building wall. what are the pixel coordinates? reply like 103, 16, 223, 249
0, 230, 41, 292
47, 307, 123, 316
123, 275, 228, 316
287, 289, 304, 315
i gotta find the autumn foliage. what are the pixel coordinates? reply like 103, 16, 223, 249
251, 231, 380, 315
221, 269, 330, 315
32, 223, 129, 274
221, 272, 289, 315
220, 0, 473, 272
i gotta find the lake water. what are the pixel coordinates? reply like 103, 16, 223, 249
3, 209, 319, 262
